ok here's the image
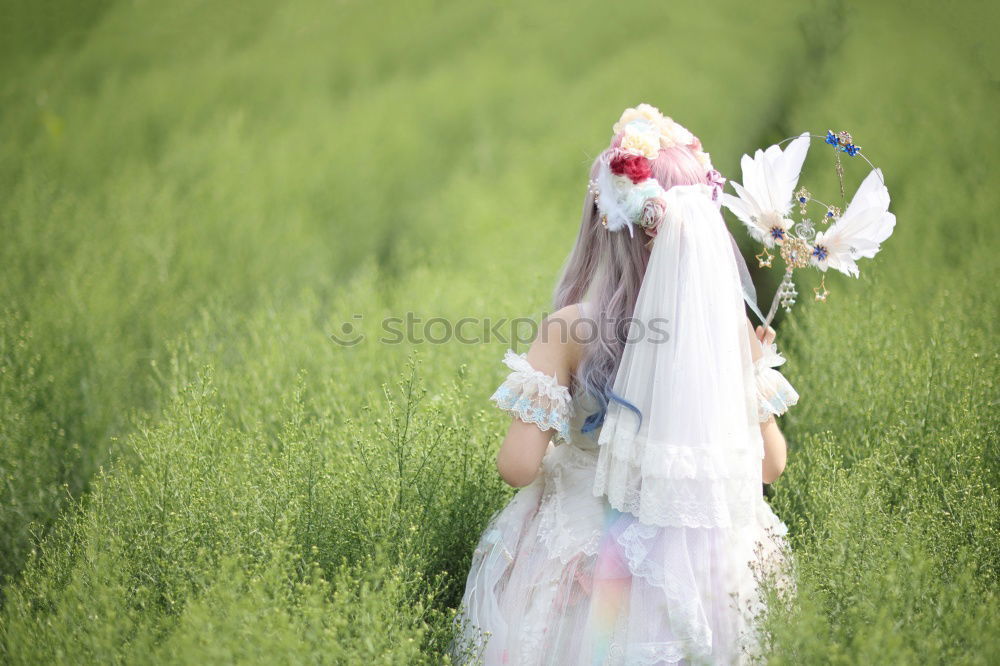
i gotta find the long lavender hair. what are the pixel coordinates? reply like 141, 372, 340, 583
553, 134, 710, 434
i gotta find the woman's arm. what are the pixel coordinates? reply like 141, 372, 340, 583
495, 306, 582, 487
760, 415, 787, 484
746, 319, 788, 484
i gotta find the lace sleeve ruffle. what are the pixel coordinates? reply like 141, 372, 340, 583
489, 349, 573, 443
754, 343, 800, 422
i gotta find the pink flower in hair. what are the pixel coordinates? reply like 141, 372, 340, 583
639, 197, 668, 238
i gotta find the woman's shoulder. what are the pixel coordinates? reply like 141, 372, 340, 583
544, 302, 592, 350
544, 302, 587, 329
524, 303, 590, 386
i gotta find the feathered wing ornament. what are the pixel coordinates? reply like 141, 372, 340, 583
593, 183, 766, 662
720, 131, 811, 246
811, 168, 896, 277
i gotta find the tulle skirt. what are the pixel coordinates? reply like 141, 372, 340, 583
450, 441, 794, 666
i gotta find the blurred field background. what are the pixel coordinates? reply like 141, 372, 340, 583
1, 0, 997, 662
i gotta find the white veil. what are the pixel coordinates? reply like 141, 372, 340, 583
592, 181, 766, 659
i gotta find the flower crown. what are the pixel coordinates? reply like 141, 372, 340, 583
588, 103, 724, 239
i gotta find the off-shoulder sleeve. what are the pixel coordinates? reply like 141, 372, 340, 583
489, 349, 573, 443
754, 343, 800, 422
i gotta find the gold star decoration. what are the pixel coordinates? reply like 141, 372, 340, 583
756, 247, 773, 268
814, 276, 830, 301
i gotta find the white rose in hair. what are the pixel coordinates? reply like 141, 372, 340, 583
623, 179, 668, 229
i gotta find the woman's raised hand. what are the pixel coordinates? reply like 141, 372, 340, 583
755, 325, 776, 346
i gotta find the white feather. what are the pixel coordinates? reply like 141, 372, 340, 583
721, 132, 810, 246
721, 182, 768, 244
811, 169, 896, 278
594, 157, 635, 235
774, 133, 810, 201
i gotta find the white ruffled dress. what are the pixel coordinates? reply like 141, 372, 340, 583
450, 349, 798, 666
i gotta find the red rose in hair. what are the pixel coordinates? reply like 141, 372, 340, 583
609, 152, 653, 184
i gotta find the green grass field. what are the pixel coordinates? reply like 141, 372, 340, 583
1, 0, 997, 662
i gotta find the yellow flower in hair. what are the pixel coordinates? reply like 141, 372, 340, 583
613, 103, 664, 135
619, 119, 661, 159
657, 117, 696, 149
